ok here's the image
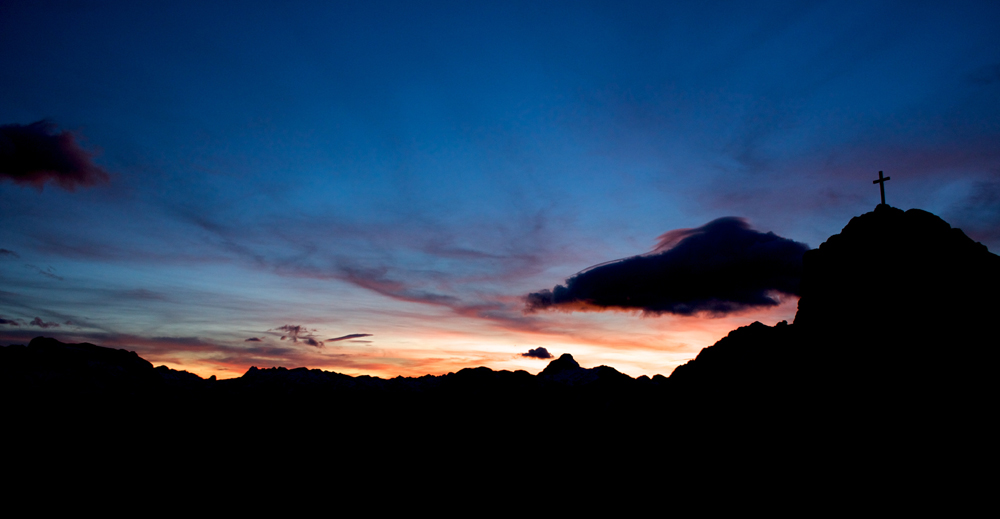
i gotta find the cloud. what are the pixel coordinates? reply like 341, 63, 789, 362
30, 317, 60, 328
0, 249, 19, 258
525, 217, 809, 316
326, 333, 373, 343
0, 316, 22, 326
0, 120, 110, 191
245, 337, 262, 342
276, 324, 305, 340
337, 265, 461, 307
521, 347, 553, 359
273, 324, 323, 348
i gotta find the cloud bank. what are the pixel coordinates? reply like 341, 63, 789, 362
0, 120, 110, 190
525, 217, 809, 316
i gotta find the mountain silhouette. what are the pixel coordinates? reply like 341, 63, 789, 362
4, 205, 996, 494
671, 205, 998, 394
666, 205, 997, 486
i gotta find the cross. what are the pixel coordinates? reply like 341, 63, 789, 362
873, 170, 890, 206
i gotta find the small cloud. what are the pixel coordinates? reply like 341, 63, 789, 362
326, 333, 373, 343
244, 337, 262, 342
521, 347, 554, 359
272, 324, 323, 348
30, 317, 59, 328
0, 249, 19, 258
0, 316, 22, 326
0, 120, 110, 191
275, 324, 305, 340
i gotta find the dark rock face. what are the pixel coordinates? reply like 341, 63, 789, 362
666, 205, 998, 464
791, 205, 999, 409
539, 353, 581, 376
673, 205, 999, 390
795, 205, 1000, 353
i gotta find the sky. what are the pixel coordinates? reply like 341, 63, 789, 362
1, 0, 998, 379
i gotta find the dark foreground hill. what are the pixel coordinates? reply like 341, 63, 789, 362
3, 205, 997, 495
672, 204, 999, 401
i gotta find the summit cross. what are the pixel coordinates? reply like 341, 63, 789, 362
873, 170, 891, 206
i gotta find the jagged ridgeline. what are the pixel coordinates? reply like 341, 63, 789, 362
4, 205, 997, 452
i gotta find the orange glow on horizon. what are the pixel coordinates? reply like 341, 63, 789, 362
137, 297, 801, 381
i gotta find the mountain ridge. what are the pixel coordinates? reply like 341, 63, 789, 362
4, 205, 996, 473
5, 204, 996, 397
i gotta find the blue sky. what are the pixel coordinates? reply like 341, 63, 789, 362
2, 1, 998, 378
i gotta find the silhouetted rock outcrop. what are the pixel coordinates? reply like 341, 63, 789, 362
673, 205, 998, 386
667, 205, 998, 464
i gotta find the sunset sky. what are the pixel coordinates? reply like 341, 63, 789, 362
2, 1, 999, 379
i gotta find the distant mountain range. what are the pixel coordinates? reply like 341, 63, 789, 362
5, 205, 997, 491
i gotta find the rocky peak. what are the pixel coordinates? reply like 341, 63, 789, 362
793, 205, 1000, 355
539, 353, 581, 377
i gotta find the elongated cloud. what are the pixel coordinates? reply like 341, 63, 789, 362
525, 217, 809, 316
0, 120, 110, 190
326, 333, 373, 343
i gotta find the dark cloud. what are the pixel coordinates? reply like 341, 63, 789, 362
30, 317, 59, 328
0, 316, 22, 326
273, 324, 323, 347
276, 324, 305, 340
525, 217, 809, 316
521, 347, 553, 359
326, 333, 373, 343
0, 120, 110, 191
0, 249, 19, 258
245, 337, 262, 342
